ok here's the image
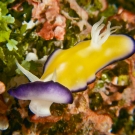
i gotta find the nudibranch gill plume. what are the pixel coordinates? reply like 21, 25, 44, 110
8, 17, 135, 117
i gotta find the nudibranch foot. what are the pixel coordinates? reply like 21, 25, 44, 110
29, 100, 52, 117
8, 81, 73, 117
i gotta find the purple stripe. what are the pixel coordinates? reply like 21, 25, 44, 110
43, 49, 61, 73
8, 81, 73, 104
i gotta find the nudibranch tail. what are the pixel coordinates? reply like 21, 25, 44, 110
91, 17, 121, 48
15, 60, 40, 82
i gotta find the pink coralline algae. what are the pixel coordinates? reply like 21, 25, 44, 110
27, 0, 66, 40
0, 81, 5, 94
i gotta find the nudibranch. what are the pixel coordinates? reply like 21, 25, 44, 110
8, 17, 135, 117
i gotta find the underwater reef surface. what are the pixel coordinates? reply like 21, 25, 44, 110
0, 0, 135, 134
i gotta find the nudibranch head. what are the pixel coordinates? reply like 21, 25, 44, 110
9, 81, 73, 117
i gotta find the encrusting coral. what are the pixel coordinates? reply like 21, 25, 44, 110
27, 0, 66, 40
0, 82, 9, 130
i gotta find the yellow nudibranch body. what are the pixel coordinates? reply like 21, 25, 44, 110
9, 17, 135, 117
41, 34, 134, 92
